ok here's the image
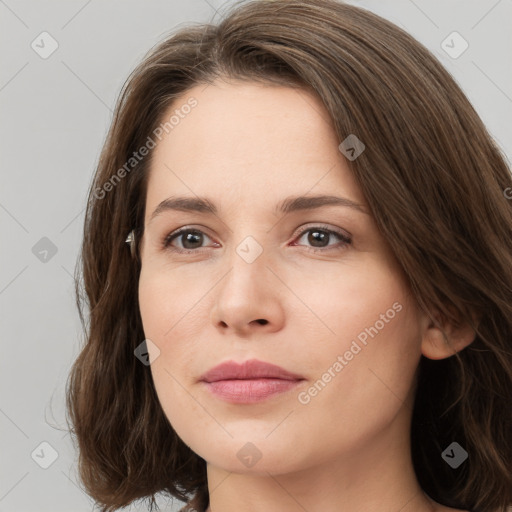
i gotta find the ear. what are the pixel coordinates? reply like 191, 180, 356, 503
420, 305, 480, 360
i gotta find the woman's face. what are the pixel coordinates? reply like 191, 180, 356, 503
138, 79, 424, 475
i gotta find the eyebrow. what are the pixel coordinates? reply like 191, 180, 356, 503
149, 194, 369, 221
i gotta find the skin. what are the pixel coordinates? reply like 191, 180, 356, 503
138, 79, 475, 512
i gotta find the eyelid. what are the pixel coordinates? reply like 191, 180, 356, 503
291, 223, 351, 243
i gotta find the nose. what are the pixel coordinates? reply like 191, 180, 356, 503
209, 246, 285, 337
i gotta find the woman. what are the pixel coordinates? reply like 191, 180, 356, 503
65, 1, 512, 511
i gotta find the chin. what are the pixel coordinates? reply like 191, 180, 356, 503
195, 435, 313, 476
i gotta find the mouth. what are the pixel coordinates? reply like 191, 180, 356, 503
199, 359, 305, 404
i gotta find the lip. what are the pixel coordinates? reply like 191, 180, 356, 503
199, 359, 305, 404
200, 359, 304, 382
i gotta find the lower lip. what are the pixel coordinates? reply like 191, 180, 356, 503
202, 378, 303, 403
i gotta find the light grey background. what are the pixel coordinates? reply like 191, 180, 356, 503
0, 1, 510, 511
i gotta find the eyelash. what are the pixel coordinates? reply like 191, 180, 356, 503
162, 225, 352, 255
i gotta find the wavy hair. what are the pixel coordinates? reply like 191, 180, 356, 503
65, 1, 512, 511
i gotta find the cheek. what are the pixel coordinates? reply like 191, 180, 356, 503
138, 269, 209, 421
138, 266, 205, 345
289, 254, 412, 351
293, 259, 421, 425
138, 264, 166, 332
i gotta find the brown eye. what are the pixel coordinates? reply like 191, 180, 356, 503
163, 228, 215, 252
292, 226, 351, 253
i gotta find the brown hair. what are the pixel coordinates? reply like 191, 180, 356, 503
65, 1, 512, 511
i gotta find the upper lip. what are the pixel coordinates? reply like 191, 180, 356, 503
200, 359, 305, 383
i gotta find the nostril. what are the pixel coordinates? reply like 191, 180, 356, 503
256, 319, 268, 325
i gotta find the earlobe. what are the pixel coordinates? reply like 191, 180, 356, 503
420, 307, 479, 360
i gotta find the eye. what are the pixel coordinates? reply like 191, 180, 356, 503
291, 225, 352, 253
163, 227, 218, 254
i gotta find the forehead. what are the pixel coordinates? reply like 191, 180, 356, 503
145, 80, 366, 219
